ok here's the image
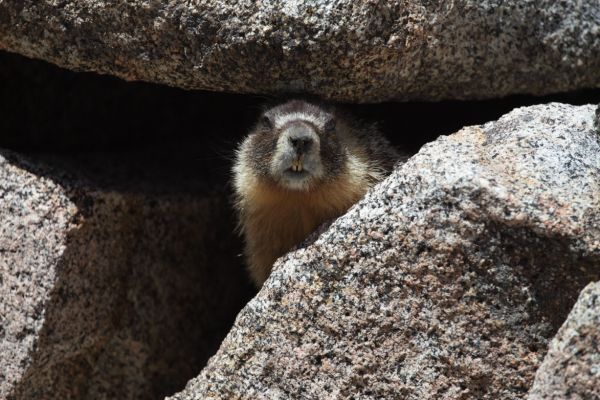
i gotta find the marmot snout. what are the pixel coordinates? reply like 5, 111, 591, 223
233, 99, 405, 286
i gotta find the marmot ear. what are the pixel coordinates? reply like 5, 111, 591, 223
324, 118, 336, 132
259, 115, 273, 129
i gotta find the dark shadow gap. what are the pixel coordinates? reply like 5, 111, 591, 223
2, 50, 600, 158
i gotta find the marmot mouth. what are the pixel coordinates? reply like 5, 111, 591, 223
283, 168, 310, 179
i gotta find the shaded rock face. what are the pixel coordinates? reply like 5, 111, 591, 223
169, 103, 600, 400
0, 153, 254, 399
1, 1, 600, 102
528, 281, 600, 400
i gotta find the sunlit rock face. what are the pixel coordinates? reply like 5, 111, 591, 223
1, 1, 600, 102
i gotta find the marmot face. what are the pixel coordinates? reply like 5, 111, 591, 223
245, 100, 345, 191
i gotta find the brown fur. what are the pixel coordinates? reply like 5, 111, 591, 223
233, 100, 403, 286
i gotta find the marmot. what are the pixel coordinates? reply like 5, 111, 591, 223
233, 99, 405, 287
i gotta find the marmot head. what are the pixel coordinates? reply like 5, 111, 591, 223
242, 99, 346, 191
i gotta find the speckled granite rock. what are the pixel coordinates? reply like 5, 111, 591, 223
528, 281, 600, 400
0, 152, 253, 399
1, 2, 600, 102
168, 103, 600, 400
0, 153, 75, 398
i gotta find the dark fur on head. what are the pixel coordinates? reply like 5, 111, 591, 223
242, 99, 346, 191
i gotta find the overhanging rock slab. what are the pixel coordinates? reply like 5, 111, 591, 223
1, 2, 599, 102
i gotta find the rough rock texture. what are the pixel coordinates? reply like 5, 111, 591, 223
0, 152, 254, 400
0, 154, 75, 398
1, 1, 600, 102
528, 281, 600, 400
168, 103, 600, 400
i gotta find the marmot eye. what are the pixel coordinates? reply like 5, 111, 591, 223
259, 115, 272, 129
324, 118, 336, 132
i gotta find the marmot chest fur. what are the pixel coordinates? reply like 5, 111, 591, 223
233, 99, 404, 286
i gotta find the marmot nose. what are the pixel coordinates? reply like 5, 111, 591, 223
289, 136, 313, 155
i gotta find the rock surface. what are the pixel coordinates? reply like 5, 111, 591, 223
0, 154, 75, 398
168, 103, 600, 400
1, 2, 600, 102
0, 152, 254, 400
528, 281, 600, 400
